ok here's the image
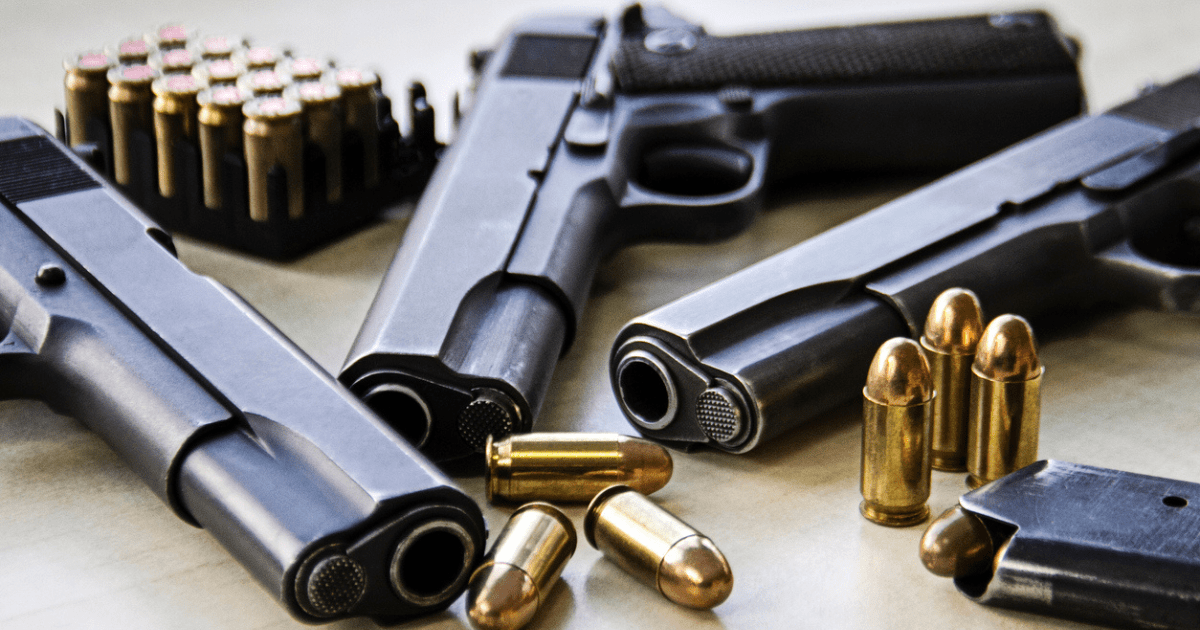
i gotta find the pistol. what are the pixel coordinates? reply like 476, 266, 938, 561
340, 5, 1084, 461
610, 68, 1200, 453
0, 118, 485, 622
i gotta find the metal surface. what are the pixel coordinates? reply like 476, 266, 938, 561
612, 68, 1200, 454
0, 119, 485, 623
466, 503, 577, 630
287, 80, 343, 203
196, 85, 247, 210
920, 288, 984, 472
242, 96, 304, 220
342, 6, 1084, 462
62, 51, 113, 147
151, 73, 204, 198
859, 338, 933, 527
485, 432, 672, 503
947, 460, 1200, 629
585, 485, 732, 609
966, 315, 1042, 489
106, 63, 158, 185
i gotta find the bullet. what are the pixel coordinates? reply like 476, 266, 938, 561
285, 80, 343, 203
235, 45, 283, 70
146, 24, 191, 50
198, 86, 249, 210
485, 433, 673, 504
63, 51, 114, 147
238, 69, 293, 97
194, 35, 239, 60
333, 67, 380, 187
243, 96, 304, 221
585, 485, 732, 609
152, 73, 206, 198
279, 56, 327, 82
149, 47, 198, 74
108, 63, 160, 186
107, 37, 155, 65
192, 58, 246, 86
860, 337, 934, 527
466, 503, 576, 630
918, 505, 995, 579
920, 288, 985, 472
966, 315, 1042, 489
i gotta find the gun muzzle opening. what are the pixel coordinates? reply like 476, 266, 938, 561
390, 519, 478, 608
361, 383, 433, 448
616, 350, 678, 430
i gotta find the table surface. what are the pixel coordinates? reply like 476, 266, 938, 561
3, 1, 1200, 628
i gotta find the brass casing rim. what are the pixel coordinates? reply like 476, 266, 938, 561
583, 484, 634, 548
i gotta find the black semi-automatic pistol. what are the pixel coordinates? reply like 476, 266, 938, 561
341, 5, 1084, 461
611, 68, 1200, 453
0, 118, 484, 623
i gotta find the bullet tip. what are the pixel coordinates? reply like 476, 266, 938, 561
973, 315, 1041, 381
864, 338, 933, 406
921, 288, 984, 354
918, 506, 995, 578
657, 535, 733, 609
466, 564, 540, 630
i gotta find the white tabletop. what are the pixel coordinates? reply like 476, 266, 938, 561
3, 1, 1200, 629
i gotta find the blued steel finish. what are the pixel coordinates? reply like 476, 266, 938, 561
613, 67, 1200, 453
944, 460, 1200, 629
342, 6, 1084, 461
0, 119, 485, 623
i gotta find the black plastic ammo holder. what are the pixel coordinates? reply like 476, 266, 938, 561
55, 84, 440, 259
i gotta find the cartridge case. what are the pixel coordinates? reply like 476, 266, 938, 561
153, 73, 206, 198
243, 96, 304, 221
585, 485, 732, 609
485, 433, 672, 503
198, 86, 249, 210
147, 24, 191, 50
286, 81, 343, 203
108, 37, 154, 64
920, 288, 984, 472
334, 67, 380, 187
192, 59, 245, 86
466, 503, 576, 630
108, 64, 160, 186
966, 315, 1042, 489
280, 56, 327, 82
194, 35, 238, 60
63, 51, 114, 147
235, 46, 283, 70
150, 48, 197, 74
860, 338, 934, 527
238, 69, 292, 96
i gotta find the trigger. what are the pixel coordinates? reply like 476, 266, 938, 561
637, 144, 752, 196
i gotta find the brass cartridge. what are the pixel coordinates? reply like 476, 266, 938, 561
63, 51, 114, 147
920, 288, 984, 472
149, 47, 197, 74
286, 81, 343, 203
466, 503, 576, 630
238, 69, 292, 96
146, 24, 191, 50
107, 37, 154, 64
966, 315, 1042, 489
194, 35, 238, 60
108, 63, 160, 186
193, 59, 245, 86
198, 86, 249, 210
485, 433, 672, 503
235, 45, 283, 70
585, 485, 732, 609
279, 56, 327, 82
152, 73, 206, 198
860, 337, 934, 527
243, 96, 304, 221
918, 505, 995, 579
333, 67, 380, 187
